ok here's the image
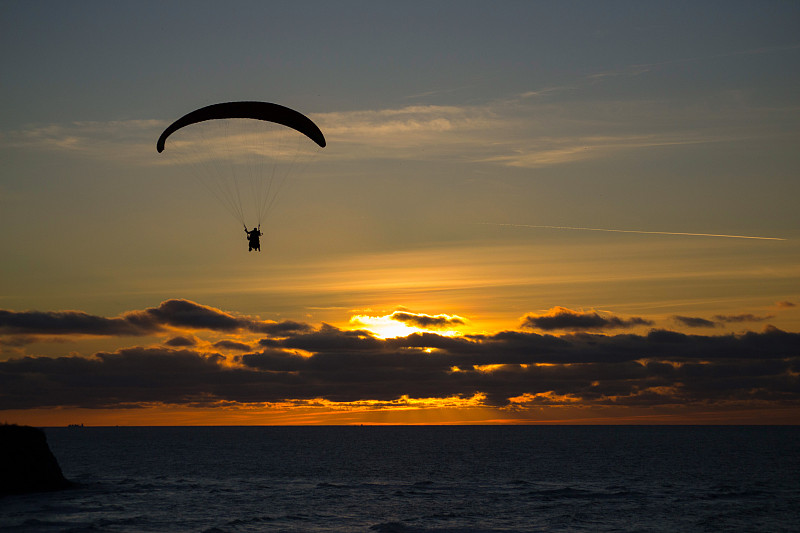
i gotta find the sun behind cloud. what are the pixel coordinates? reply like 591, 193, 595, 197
349, 309, 467, 339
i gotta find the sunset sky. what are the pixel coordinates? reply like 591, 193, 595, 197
2, 1, 799, 425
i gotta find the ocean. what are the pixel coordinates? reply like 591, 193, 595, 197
1, 426, 798, 532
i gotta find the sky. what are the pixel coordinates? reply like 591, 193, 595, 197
1, 0, 799, 426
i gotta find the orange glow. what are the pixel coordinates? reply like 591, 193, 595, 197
507, 391, 583, 405
6, 401, 800, 427
473, 364, 507, 373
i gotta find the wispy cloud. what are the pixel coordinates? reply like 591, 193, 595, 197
714, 313, 774, 324
478, 132, 749, 169
7, 88, 786, 170
673, 315, 719, 328
4, 120, 163, 162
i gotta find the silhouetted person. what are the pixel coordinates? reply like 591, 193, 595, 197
246, 227, 263, 252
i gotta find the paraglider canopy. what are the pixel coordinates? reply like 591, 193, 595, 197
156, 101, 325, 230
157, 101, 326, 153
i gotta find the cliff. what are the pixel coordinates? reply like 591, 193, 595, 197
0, 424, 71, 495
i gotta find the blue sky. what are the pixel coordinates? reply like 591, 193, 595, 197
1, 1, 799, 424
4, 1, 799, 122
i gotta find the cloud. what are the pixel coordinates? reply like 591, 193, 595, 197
124, 299, 257, 332
713, 314, 774, 324
477, 132, 729, 168
8, 106, 495, 165
8, 92, 769, 171
318, 105, 495, 148
3, 301, 798, 413
521, 307, 653, 331
213, 340, 252, 352
0, 300, 310, 338
389, 311, 466, 330
673, 315, 719, 328
0, 309, 156, 336
776, 301, 797, 309
6, 120, 163, 162
0, 348, 226, 409
675, 314, 775, 328
165, 336, 197, 347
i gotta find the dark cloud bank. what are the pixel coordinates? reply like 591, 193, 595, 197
0, 299, 309, 338
673, 314, 774, 329
522, 307, 653, 331
1, 301, 798, 412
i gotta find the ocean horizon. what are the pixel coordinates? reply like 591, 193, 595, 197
2, 425, 798, 532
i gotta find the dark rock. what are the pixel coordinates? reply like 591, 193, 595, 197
0, 424, 71, 495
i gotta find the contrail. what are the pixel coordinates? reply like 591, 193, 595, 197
479, 223, 786, 241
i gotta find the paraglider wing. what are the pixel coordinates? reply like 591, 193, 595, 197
156, 101, 326, 153
155, 100, 325, 230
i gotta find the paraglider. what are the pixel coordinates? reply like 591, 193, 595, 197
156, 101, 326, 250
245, 226, 263, 252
